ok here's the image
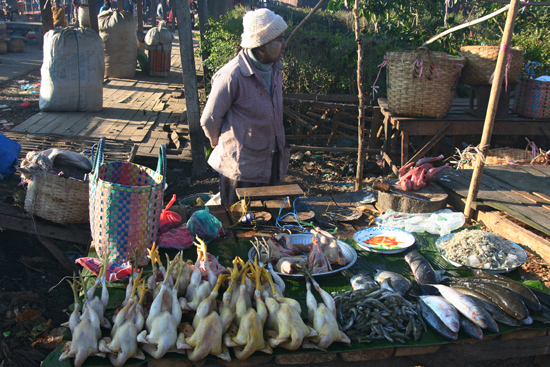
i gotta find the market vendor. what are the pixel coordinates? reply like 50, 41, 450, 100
200, 8, 290, 208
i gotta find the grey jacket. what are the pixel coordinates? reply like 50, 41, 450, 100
201, 49, 289, 183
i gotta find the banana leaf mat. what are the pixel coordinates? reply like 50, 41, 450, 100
42, 229, 550, 366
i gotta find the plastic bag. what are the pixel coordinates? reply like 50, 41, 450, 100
0, 134, 21, 180
187, 206, 223, 243
75, 257, 132, 281
375, 209, 465, 236
160, 194, 182, 233
157, 226, 194, 250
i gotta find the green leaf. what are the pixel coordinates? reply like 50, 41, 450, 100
2, 331, 10, 337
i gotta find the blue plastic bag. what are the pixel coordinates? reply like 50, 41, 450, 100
0, 134, 21, 180
187, 206, 223, 243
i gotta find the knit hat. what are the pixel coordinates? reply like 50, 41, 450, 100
241, 9, 288, 49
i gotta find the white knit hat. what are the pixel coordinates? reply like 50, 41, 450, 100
241, 9, 288, 49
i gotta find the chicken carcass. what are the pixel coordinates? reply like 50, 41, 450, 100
275, 256, 307, 275
263, 268, 317, 350
59, 300, 106, 366
137, 259, 182, 359
177, 274, 231, 362
397, 155, 451, 191
219, 258, 245, 332
303, 280, 350, 350
311, 227, 347, 267
100, 273, 148, 366
307, 238, 332, 274
224, 260, 272, 360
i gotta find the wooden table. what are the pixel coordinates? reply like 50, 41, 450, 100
378, 97, 550, 167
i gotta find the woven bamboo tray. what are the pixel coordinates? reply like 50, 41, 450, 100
386, 48, 466, 119
460, 45, 524, 86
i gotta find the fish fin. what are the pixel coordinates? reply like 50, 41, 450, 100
419, 284, 439, 296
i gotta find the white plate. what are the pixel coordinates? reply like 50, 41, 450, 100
353, 227, 416, 254
248, 234, 357, 278
435, 233, 527, 274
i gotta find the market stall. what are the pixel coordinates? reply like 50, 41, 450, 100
38, 186, 550, 367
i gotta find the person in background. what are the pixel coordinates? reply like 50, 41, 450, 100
99, 0, 110, 13
200, 8, 289, 208
52, 0, 68, 27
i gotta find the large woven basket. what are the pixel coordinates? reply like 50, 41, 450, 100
24, 172, 89, 224
460, 45, 524, 86
89, 138, 165, 266
386, 48, 466, 119
8, 38, 24, 53
512, 77, 550, 119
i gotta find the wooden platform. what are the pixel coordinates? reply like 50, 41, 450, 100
435, 165, 550, 237
11, 36, 199, 161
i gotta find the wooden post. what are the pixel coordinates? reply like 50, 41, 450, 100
117, 0, 123, 11
161, 0, 167, 20
39, 0, 54, 36
354, 0, 365, 192
174, 0, 207, 176
463, 0, 521, 221
88, 0, 99, 33
136, 0, 143, 32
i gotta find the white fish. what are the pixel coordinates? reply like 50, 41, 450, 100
432, 284, 489, 329
419, 295, 460, 333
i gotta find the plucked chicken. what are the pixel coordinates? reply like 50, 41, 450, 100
177, 273, 230, 362
137, 259, 182, 359
224, 260, 272, 360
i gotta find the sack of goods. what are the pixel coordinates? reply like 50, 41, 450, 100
40, 27, 104, 112
385, 47, 466, 119
89, 138, 166, 266
99, 9, 138, 78
19, 148, 92, 224
145, 21, 172, 77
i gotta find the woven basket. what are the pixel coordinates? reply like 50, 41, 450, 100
512, 77, 550, 119
8, 38, 24, 53
0, 41, 7, 55
148, 49, 171, 77
89, 138, 165, 266
460, 45, 524, 86
386, 48, 466, 119
24, 172, 90, 224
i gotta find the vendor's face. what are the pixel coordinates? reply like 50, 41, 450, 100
258, 33, 286, 63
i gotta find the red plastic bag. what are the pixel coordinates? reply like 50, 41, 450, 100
160, 194, 182, 233
157, 226, 194, 250
75, 257, 132, 281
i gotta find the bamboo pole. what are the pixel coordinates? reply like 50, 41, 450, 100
353, 0, 366, 192
463, 0, 521, 221
286, 0, 328, 45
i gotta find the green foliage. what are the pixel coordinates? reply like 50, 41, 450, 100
199, 2, 550, 96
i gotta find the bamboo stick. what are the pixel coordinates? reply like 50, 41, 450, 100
354, 0, 366, 192
286, 0, 329, 45
463, 0, 521, 221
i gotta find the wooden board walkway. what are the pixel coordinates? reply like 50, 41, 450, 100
11, 35, 200, 161
434, 165, 550, 237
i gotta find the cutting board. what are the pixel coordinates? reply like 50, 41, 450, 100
376, 182, 448, 213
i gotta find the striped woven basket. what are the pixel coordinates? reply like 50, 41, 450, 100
460, 45, 524, 86
89, 138, 166, 266
512, 77, 550, 119
386, 48, 466, 119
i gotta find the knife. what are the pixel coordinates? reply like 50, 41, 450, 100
372, 181, 432, 202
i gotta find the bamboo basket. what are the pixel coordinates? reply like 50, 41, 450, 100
386, 48, 466, 119
460, 45, 524, 86
24, 172, 90, 224
8, 38, 24, 53
512, 77, 550, 119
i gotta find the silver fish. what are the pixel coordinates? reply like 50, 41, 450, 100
418, 295, 460, 333
404, 250, 440, 285
350, 272, 379, 291
432, 284, 489, 329
418, 296, 458, 341
374, 270, 411, 297
459, 315, 483, 340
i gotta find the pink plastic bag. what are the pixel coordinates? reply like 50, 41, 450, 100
75, 257, 132, 281
157, 226, 194, 250
160, 194, 182, 233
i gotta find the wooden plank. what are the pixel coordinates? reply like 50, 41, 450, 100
512, 190, 550, 205
0, 205, 91, 245
236, 185, 304, 201
35, 236, 80, 272
12, 112, 49, 132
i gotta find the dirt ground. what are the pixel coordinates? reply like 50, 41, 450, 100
0, 72, 548, 367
